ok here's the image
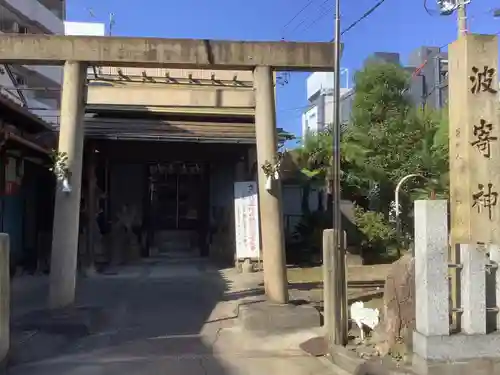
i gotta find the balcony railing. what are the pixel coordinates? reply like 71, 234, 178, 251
4, 0, 64, 34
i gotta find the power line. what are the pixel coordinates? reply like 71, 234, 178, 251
281, 0, 318, 36
278, 0, 332, 86
288, 0, 333, 36
330, 0, 388, 41
277, 0, 387, 98
283, 0, 387, 42
341, 0, 386, 36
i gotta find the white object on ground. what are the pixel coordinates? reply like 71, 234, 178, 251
350, 301, 380, 341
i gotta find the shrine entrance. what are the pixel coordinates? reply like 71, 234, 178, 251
147, 162, 208, 256
89, 140, 248, 262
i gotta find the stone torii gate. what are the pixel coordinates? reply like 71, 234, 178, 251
0, 34, 336, 309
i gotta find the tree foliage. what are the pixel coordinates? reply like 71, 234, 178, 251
294, 129, 332, 180
290, 60, 450, 256
344, 61, 448, 205
354, 205, 396, 249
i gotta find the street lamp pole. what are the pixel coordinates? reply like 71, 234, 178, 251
394, 174, 423, 256
332, 0, 348, 347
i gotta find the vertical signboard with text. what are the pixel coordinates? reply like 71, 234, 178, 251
234, 181, 260, 260
449, 34, 500, 245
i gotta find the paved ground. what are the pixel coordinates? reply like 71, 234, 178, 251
7, 256, 337, 375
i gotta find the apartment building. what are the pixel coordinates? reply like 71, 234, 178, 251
0, 0, 65, 125
301, 47, 449, 138
407, 46, 448, 110
363, 48, 449, 111
301, 71, 352, 137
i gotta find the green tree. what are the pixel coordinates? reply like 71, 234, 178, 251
341, 61, 449, 253
289, 61, 450, 257
291, 129, 332, 214
342, 61, 416, 215
407, 109, 449, 200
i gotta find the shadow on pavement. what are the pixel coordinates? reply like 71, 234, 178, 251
221, 287, 265, 301
7, 257, 237, 375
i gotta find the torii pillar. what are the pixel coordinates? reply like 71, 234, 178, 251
253, 65, 288, 304
49, 61, 88, 309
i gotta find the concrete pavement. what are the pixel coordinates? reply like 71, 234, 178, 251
7, 256, 337, 375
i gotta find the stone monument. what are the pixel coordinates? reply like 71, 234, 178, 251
412, 33, 500, 375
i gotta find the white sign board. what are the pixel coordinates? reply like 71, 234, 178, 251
234, 181, 260, 259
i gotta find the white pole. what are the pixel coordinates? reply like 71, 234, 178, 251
394, 173, 424, 254
394, 174, 423, 219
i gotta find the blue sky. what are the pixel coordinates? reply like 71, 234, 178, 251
66, 0, 500, 138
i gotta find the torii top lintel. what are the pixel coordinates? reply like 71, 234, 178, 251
0, 34, 340, 72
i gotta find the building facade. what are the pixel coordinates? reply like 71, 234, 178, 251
0, 0, 66, 272
301, 71, 352, 137
362, 49, 449, 111
407, 46, 448, 110
0, 88, 54, 274
366, 49, 449, 111
339, 87, 355, 129
0, 0, 65, 126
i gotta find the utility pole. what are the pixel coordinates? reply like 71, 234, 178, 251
450, 0, 468, 334
330, 0, 348, 348
457, 0, 467, 37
